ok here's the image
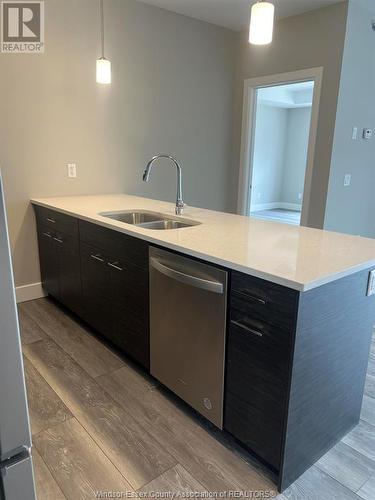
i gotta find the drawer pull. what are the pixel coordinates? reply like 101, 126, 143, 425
235, 290, 266, 305
108, 261, 123, 271
53, 237, 63, 244
46, 217, 56, 223
90, 254, 104, 263
231, 320, 263, 337
42, 232, 52, 238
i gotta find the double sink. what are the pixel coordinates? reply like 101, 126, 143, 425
100, 210, 201, 230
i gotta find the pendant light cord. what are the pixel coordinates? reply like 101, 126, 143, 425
100, 0, 105, 58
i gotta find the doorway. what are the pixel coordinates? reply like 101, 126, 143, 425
237, 68, 323, 227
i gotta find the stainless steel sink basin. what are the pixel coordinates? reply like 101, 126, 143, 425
101, 211, 161, 225
99, 210, 200, 230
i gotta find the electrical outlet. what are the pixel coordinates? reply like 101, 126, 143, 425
67, 163, 77, 178
367, 270, 375, 296
344, 174, 351, 187
363, 128, 373, 140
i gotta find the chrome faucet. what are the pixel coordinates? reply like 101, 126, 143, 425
143, 154, 185, 215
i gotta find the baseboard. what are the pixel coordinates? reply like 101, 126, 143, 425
15, 282, 46, 303
251, 202, 280, 211
251, 202, 302, 212
279, 202, 302, 211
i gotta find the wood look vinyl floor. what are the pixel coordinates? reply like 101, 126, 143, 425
19, 298, 375, 500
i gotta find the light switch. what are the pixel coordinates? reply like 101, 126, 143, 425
344, 174, 351, 187
367, 270, 375, 296
67, 163, 77, 178
352, 127, 358, 140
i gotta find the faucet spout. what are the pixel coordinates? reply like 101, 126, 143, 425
143, 154, 185, 215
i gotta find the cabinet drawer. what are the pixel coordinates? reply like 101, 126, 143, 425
79, 220, 148, 269
231, 271, 298, 330
35, 206, 78, 236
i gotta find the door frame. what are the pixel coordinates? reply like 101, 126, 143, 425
237, 67, 323, 226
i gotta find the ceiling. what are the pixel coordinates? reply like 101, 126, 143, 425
258, 81, 314, 108
137, 0, 344, 31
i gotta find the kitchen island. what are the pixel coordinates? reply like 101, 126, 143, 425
31, 194, 375, 492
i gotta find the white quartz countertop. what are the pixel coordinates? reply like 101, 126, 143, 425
31, 194, 375, 292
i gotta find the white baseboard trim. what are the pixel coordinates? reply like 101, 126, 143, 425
15, 282, 46, 303
251, 202, 302, 212
279, 202, 302, 211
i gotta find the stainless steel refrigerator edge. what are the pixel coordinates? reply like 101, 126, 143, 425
149, 247, 227, 428
0, 174, 36, 500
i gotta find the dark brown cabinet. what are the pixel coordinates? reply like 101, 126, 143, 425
224, 271, 299, 471
79, 221, 150, 368
35, 207, 81, 314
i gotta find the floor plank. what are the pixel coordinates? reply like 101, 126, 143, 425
316, 441, 375, 492
358, 473, 375, 500
18, 306, 46, 345
23, 338, 176, 489
32, 447, 66, 500
34, 418, 133, 500
139, 464, 206, 496
20, 298, 123, 378
23, 356, 72, 435
361, 396, 375, 426
343, 421, 375, 463
282, 466, 360, 500
97, 363, 276, 494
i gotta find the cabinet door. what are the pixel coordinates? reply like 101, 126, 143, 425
54, 232, 81, 315
224, 272, 298, 471
110, 260, 149, 368
80, 242, 112, 336
37, 228, 60, 299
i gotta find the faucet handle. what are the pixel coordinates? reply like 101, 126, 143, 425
175, 201, 185, 215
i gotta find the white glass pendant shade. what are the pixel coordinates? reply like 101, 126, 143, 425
249, 1, 275, 45
96, 57, 111, 84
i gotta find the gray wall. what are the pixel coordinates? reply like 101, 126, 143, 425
251, 105, 311, 210
231, 2, 349, 227
324, 0, 375, 237
281, 107, 312, 205
0, 0, 237, 287
251, 104, 288, 207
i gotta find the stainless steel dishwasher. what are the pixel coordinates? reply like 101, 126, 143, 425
149, 247, 227, 429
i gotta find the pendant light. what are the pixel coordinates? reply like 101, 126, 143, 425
96, 0, 111, 84
249, 1, 275, 45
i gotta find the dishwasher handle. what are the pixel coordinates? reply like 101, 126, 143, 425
150, 257, 224, 294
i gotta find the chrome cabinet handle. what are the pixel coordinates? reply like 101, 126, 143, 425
236, 290, 266, 305
46, 217, 56, 223
90, 254, 104, 262
230, 320, 263, 337
53, 237, 63, 244
108, 261, 123, 271
42, 232, 52, 238
150, 257, 224, 294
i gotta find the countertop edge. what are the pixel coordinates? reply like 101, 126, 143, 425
30, 199, 375, 293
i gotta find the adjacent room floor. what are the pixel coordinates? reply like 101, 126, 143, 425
251, 209, 301, 226
19, 298, 375, 500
